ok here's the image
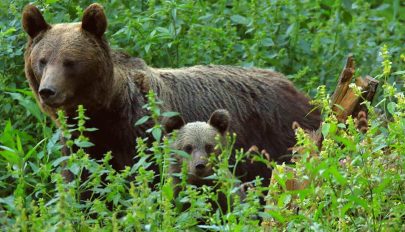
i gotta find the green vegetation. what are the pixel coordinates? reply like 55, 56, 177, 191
0, 0, 404, 231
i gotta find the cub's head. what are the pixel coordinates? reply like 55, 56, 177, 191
164, 109, 230, 183
22, 4, 113, 116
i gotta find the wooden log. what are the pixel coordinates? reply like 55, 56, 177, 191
335, 75, 379, 123
352, 75, 379, 116
334, 77, 365, 122
330, 55, 355, 108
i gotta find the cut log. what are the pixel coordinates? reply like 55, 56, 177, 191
334, 77, 364, 121
330, 54, 355, 108
352, 75, 379, 117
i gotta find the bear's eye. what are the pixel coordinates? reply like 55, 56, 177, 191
39, 58, 47, 68
63, 59, 75, 68
183, 145, 193, 154
205, 144, 214, 154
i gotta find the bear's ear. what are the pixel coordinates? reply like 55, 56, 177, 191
22, 5, 50, 38
163, 115, 185, 134
292, 121, 301, 131
81, 3, 107, 37
208, 109, 230, 134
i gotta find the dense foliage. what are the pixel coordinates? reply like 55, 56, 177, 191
0, 0, 404, 231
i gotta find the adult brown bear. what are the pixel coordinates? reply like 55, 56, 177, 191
22, 3, 321, 185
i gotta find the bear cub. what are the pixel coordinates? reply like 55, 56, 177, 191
164, 109, 245, 213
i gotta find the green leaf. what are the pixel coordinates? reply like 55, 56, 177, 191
16, 135, 24, 155
330, 166, 347, 185
145, 43, 151, 53
286, 23, 295, 36
387, 102, 396, 116
74, 140, 94, 148
333, 135, 356, 151
162, 182, 174, 201
322, 123, 330, 137
337, 123, 346, 129
47, 130, 62, 155
349, 195, 368, 210
152, 127, 162, 141
69, 163, 80, 175
51, 156, 70, 167
161, 111, 180, 117
277, 193, 290, 207
6, 92, 44, 122
173, 149, 190, 159
0, 146, 20, 165
375, 178, 391, 194
24, 138, 46, 161
392, 70, 405, 75
230, 15, 249, 25
372, 144, 387, 153
342, 0, 352, 10
135, 116, 149, 126
341, 202, 353, 217
262, 38, 274, 47
266, 209, 285, 223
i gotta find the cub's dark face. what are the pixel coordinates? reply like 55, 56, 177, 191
22, 4, 112, 114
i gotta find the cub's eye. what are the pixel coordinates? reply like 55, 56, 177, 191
63, 59, 75, 68
183, 145, 193, 154
205, 144, 214, 154
39, 58, 47, 67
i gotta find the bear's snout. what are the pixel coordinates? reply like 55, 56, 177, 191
195, 162, 206, 171
38, 84, 60, 106
39, 87, 56, 99
38, 83, 66, 107
194, 160, 209, 176
37, 64, 72, 107
189, 151, 211, 178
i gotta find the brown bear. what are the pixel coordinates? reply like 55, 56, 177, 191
22, 4, 321, 186
164, 109, 245, 213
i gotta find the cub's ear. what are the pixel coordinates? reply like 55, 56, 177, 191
208, 109, 230, 134
163, 115, 185, 134
82, 3, 107, 37
292, 121, 301, 131
22, 5, 50, 38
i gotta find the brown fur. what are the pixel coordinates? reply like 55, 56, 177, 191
22, 4, 321, 186
355, 111, 368, 133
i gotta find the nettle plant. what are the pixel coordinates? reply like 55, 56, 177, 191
2, 56, 404, 230
1, 90, 266, 231
266, 48, 404, 230
132, 91, 264, 231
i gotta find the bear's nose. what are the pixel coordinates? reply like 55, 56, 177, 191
39, 88, 56, 99
195, 163, 206, 170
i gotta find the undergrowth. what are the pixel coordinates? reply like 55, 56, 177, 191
1, 53, 404, 230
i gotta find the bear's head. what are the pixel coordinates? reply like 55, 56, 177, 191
164, 109, 230, 184
22, 4, 113, 116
